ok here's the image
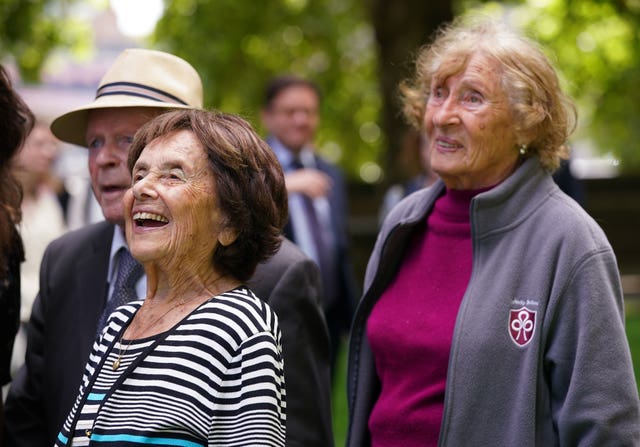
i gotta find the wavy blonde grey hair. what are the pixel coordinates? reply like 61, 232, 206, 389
400, 16, 577, 171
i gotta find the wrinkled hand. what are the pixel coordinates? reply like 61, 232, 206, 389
286, 169, 332, 198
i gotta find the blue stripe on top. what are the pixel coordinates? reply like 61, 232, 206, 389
87, 393, 106, 402
91, 433, 202, 446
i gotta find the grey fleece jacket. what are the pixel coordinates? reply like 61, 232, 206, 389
347, 157, 640, 446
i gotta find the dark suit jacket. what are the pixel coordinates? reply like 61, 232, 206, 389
280, 151, 357, 329
4, 221, 334, 447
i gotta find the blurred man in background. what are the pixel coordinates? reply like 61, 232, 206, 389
262, 75, 357, 379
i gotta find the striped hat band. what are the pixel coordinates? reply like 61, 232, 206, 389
96, 81, 188, 106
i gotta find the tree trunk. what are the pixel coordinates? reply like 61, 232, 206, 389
366, 0, 453, 185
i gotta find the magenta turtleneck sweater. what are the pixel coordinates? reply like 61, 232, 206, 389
366, 187, 481, 447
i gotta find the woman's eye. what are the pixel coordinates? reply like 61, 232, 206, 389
427, 87, 446, 105
167, 170, 185, 181
465, 91, 483, 104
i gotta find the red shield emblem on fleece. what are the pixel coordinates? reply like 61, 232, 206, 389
509, 307, 536, 347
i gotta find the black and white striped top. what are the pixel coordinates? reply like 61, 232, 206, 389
55, 287, 286, 446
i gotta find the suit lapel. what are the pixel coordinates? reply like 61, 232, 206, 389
74, 222, 114, 360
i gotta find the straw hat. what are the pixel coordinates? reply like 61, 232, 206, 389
51, 48, 203, 147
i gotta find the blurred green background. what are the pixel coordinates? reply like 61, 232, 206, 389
4, 0, 640, 180
2, 1, 639, 445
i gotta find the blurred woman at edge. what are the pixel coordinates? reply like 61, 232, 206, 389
0, 64, 34, 444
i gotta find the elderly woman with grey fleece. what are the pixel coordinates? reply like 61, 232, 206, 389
347, 16, 640, 447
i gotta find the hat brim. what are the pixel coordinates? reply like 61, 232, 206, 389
51, 95, 194, 147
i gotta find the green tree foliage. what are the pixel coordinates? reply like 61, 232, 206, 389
4, 0, 640, 174
0, 0, 91, 82
152, 0, 382, 181
155, 0, 640, 177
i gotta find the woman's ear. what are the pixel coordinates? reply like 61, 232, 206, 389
218, 227, 238, 247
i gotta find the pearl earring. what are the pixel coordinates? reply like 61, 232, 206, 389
519, 144, 527, 155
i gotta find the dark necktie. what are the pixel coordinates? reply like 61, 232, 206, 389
97, 248, 144, 333
289, 159, 336, 304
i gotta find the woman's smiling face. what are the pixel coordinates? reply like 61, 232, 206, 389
124, 129, 229, 272
424, 53, 520, 190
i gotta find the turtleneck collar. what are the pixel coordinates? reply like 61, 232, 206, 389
431, 186, 493, 224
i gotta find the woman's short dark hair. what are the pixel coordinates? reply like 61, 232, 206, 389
128, 109, 288, 282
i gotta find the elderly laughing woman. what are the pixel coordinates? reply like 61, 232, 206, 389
56, 109, 287, 446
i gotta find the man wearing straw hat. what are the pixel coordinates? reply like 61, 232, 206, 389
4, 49, 334, 447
